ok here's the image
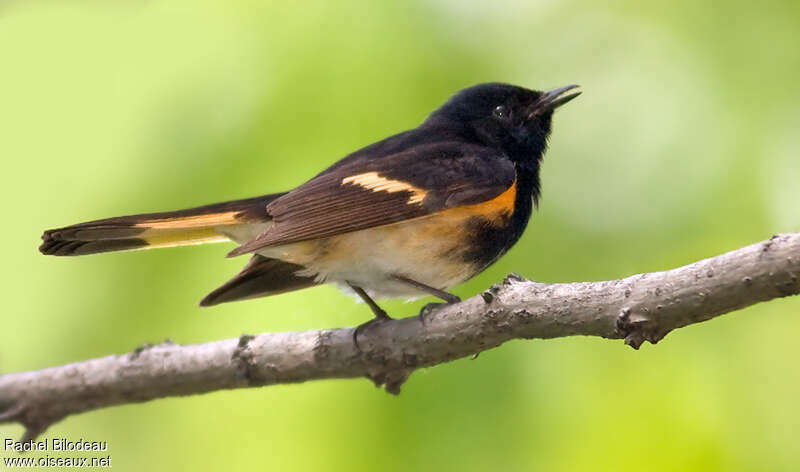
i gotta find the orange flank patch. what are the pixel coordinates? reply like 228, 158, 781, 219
445, 179, 516, 225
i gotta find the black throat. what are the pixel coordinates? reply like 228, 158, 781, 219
508, 159, 540, 244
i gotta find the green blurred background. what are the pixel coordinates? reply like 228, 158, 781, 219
2, 0, 799, 470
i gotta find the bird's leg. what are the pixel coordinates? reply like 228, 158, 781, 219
393, 275, 461, 303
392, 275, 461, 325
349, 283, 392, 351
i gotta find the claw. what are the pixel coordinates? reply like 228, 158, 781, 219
417, 302, 447, 326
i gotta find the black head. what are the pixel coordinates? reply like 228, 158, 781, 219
425, 82, 580, 166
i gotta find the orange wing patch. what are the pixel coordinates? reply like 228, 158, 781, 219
342, 172, 428, 204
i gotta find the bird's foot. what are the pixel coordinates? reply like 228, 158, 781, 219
353, 314, 393, 352
417, 302, 449, 326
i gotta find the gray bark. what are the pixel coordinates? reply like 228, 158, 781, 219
1, 233, 798, 442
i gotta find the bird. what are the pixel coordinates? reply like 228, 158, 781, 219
39, 82, 580, 335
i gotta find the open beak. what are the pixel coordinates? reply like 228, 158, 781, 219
529, 84, 581, 117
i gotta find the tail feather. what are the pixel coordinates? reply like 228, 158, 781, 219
40, 237, 150, 256
40, 193, 284, 256
200, 255, 317, 306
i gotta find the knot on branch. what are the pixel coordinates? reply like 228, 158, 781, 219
481, 273, 527, 304
232, 334, 258, 384
128, 338, 176, 361
0, 401, 61, 445
615, 307, 670, 349
361, 346, 422, 395
365, 368, 414, 395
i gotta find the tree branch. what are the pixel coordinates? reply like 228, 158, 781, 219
2, 233, 799, 441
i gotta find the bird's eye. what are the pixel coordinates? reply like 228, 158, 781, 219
492, 105, 509, 119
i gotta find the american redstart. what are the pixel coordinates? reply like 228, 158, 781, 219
40, 83, 580, 334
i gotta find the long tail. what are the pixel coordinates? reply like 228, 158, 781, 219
39, 193, 284, 256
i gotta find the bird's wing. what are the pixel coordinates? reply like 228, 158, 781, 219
227, 143, 516, 256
